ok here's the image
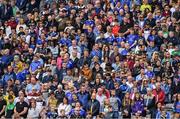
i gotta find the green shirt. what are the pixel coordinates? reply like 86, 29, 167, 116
6, 103, 15, 112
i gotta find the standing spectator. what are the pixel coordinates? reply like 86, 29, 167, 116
55, 84, 65, 105
152, 82, 165, 104
174, 94, 180, 119
77, 84, 90, 110
87, 93, 100, 117
143, 88, 156, 117
96, 88, 106, 112
122, 92, 131, 118
131, 92, 144, 118
0, 0, 13, 22
109, 89, 120, 118
47, 91, 57, 109
1, 65, 16, 86
27, 0, 39, 13
16, 0, 28, 12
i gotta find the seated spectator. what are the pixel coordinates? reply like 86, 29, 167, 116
47, 91, 57, 109
174, 94, 180, 119
152, 82, 165, 104
25, 76, 41, 96
0, 91, 6, 118
13, 93, 28, 118
5, 95, 15, 118
153, 102, 171, 119
3, 89, 15, 104
81, 62, 92, 81
58, 97, 72, 117
69, 102, 86, 118
27, 98, 39, 118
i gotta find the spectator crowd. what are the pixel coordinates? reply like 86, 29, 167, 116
0, 0, 180, 118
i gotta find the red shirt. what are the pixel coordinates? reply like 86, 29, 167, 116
152, 89, 165, 104
112, 25, 120, 37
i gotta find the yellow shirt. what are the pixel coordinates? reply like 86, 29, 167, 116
140, 4, 152, 12
4, 95, 15, 104
11, 61, 23, 72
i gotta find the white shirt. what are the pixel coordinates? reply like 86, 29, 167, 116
5, 26, 12, 37
58, 103, 72, 116
126, 82, 134, 89
27, 107, 39, 118
96, 94, 106, 105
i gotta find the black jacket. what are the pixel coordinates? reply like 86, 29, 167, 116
87, 99, 100, 116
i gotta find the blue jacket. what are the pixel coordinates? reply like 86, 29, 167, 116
0, 55, 13, 66
155, 111, 171, 119
69, 108, 86, 118
131, 100, 144, 115
126, 34, 138, 47
106, 35, 115, 44
2, 72, 16, 86
116, 37, 125, 43
174, 101, 180, 113
90, 50, 102, 59
66, 91, 73, 104
77, 92, 90, 109
30, 60, 41, 72
16, 0, 28, 11
84, 20, 95, 27
146, 71, 155, 79
16, 69, 30, 83
67, 59, 74, 69
120, 84, 130, 94
146, 46, 158, 59
58, 38, 72, 47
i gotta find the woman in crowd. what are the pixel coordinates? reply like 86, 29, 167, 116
174, 94, 180, 119
131, 92, 144, 118
27, 98, 39, 118
58, 97, 72, 117
122, 92, 131, 118
143, 88, 156, 118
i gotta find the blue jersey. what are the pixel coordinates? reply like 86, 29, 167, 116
84, 20, 95, 27
126, 34, 138, 46
106, 35, 115, 43
58, 38, 72, 47
148, 35, 156, 42
116, 37, 125, 43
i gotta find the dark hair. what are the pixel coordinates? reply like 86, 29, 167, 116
29, 98, 36, 108
8, 95, 14, 100
63, 97, 69, 104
